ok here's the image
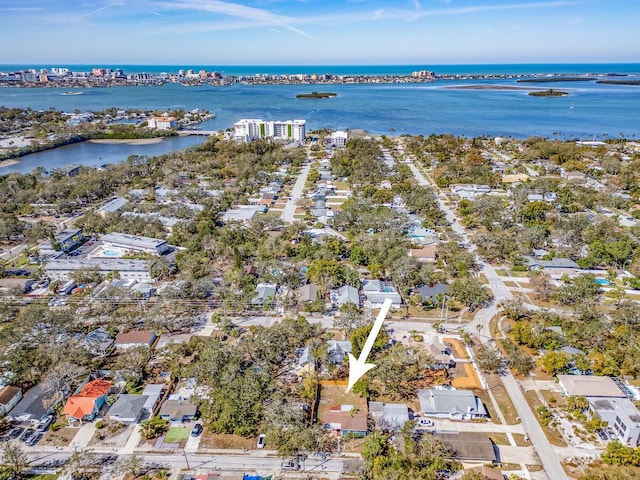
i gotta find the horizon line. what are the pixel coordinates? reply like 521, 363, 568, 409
2, 61, 640, 67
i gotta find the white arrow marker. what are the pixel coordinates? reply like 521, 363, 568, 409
346, 298, 393, 393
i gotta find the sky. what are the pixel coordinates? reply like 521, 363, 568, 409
1, 0, 639, 65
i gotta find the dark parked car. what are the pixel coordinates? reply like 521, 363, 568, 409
9, 427, 24, 439
18, 428, 35, 442
191, 423, 203, 437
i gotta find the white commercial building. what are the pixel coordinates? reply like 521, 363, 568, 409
100, 232, 169, 255
45, 258, 151, 282
232, 118, 306, 142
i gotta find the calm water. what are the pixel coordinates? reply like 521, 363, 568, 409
1, 63, 639, 174
0, 136, 205, 175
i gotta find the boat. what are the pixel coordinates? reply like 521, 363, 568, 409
61, 91, 82, 96
569, 102, 574, 109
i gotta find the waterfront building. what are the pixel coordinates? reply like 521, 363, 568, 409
325, 130, 348, 148
147, 116, 177, 130
232, 118, 306, 142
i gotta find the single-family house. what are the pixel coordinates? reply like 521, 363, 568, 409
298, 284, 319, 304
408, 244, 439, 263
327, 340, 352, 365
407, 225, 438, 246
159, 398, 198, 422
84, 327, 114, 355
362, 280, 402, 308
8, 383, 49, 424
321, 404, 368, 437
433, 432, 497, 462
141, 384, 165, 415
0, 386, 22, 416
413, 283, 448, 306
63, 379, 111, 423
428, 341, 456, 370
369, 402, 410, 431
108, 394, 149, 423
330, 285, 359, 308
251, 283, 277, 306
418, 389, 488, 420
525, 256, 580, 278
463, 466, 504, 480
294, 347, 315, 376
114, 330, 157, 350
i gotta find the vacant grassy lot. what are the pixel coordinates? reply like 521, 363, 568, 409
164, 427, 190, 444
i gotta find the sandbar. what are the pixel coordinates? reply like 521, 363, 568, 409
88, 137, 165, 145
0, 159, 21, 168
446, 85, 545, 91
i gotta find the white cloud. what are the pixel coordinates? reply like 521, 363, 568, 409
158, 0, 313, 38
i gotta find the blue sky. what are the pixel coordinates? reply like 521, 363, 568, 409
1, 0, 639, 65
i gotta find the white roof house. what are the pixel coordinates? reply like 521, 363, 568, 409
418, 389, 488, 420
362, 280, 402, 308
369, 402, 410, 431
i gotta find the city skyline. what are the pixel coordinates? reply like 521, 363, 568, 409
1, 0, 639, 65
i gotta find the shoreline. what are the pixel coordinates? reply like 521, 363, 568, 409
0, 159, 21, 168
88, 138, 165, 145
445, 85, 551, 91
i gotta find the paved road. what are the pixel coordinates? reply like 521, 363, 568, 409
0, 243, 27, 261
405, 157, 568, 480
27, 450, 345, 477
281, 162, 311, 223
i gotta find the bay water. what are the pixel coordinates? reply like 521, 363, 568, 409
1, 63, 639, 174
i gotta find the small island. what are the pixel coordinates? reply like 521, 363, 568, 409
296, 91, 337, 99
528, 89, 569, 97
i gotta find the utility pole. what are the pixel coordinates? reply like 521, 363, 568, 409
182, 447, 191, 470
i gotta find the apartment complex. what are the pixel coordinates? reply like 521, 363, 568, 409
232, 118, 306, 142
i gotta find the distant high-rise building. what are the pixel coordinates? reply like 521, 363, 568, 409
232, 119, 306, 143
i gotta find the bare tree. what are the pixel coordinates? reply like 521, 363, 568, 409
1, 441, 30, 479
529, 270, 556, 301
42, 361, 87, 403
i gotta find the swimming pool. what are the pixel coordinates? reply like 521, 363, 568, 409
595, 278, 610, 286
102, 249, 120, 257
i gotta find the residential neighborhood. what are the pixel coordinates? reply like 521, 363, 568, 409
0, 123, 639, 480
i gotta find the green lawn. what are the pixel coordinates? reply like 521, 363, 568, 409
164, 427, 191, 443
